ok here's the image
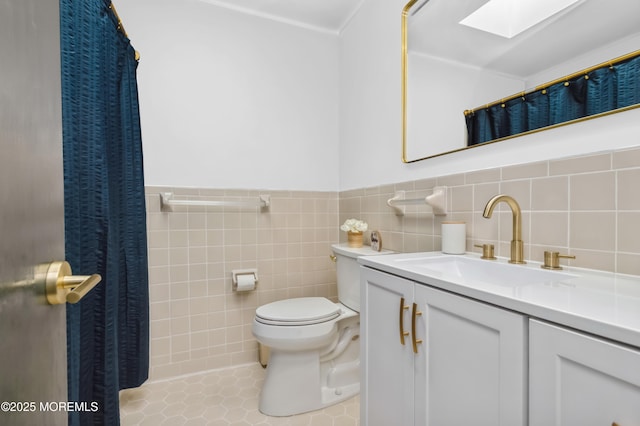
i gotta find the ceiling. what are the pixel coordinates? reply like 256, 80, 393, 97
196, 0, 366, 34
408, 0, 640, 80
193, 0, 640, 80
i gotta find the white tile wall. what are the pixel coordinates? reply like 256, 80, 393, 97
340, 147, 640, 275
146, 188, 339, 380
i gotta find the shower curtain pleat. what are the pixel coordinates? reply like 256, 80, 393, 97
617, 56, 640, 109
548, 76, 587, 126
60, 0, 149, 424
586, 66, 617, 116
525, 89, 550, 133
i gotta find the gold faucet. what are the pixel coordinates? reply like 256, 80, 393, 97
482, 195, 525, 264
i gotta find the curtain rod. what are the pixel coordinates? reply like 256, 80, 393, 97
108, 2, 128, 37
108, 2, 141, 61
464, 49, 640, 116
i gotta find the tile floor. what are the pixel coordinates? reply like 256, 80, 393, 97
119, 363, 360, 425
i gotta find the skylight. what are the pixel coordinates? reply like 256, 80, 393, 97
459, 0, 581, 39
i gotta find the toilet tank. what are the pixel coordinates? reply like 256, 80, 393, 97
331, 243, 392, 312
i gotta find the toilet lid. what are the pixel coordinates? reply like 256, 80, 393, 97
255, 297, 341, 326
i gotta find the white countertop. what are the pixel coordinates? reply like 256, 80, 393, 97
359, 251, 640, 348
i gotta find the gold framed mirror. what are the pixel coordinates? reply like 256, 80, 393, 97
402, 0, 640, 163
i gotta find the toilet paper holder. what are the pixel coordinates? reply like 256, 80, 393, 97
232, 269, 258, 290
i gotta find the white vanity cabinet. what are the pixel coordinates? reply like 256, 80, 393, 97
359, 251, 640, 426
529, 319, 640, 426
361, 267, 527, 426
360, 267, 415, 425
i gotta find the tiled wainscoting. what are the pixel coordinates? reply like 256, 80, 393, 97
145, 146, 640, 382
145, 188, 339, 380
340, 147, 640, 275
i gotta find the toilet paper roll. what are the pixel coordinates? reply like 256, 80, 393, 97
442, 221, 466, 254
235, 274, 256, 292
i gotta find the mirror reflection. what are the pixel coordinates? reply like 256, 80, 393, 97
402, 0, 640, 163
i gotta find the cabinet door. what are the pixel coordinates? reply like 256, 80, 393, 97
361, 267, 415, 426
414, 284, 527, 426
530, 319, 640, 426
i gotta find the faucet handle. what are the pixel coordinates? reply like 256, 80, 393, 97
474, 244, 496, 260
542, 251, 576, 270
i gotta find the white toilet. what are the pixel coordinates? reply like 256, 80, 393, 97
252, 243, 389, 417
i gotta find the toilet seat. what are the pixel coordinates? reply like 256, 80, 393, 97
255, 297, 341, 326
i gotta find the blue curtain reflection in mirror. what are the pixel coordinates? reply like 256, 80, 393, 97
466, 53, 640, 146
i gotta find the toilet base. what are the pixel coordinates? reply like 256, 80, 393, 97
320, 359, 360, 405
258, 350, 360, 417
257, 316, 360, 417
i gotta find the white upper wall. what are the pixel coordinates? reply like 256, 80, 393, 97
338, 0, 640, 190
117, 0, 340, 190
118, 0, 640, 192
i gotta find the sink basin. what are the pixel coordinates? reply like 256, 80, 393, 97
393, 255, 576, 287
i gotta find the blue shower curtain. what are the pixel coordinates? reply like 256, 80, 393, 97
60, 1, 149, 424
466, 54, 640, 146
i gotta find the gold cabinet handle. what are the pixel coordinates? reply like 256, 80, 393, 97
399, 297, 410, 345
329, 254, 337, 262
42, 261, 102, 305
411, 303, 423, 354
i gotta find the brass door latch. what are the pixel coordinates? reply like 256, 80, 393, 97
39, 261, 102, 304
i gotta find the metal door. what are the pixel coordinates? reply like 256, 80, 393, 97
1, 0, 68, 424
